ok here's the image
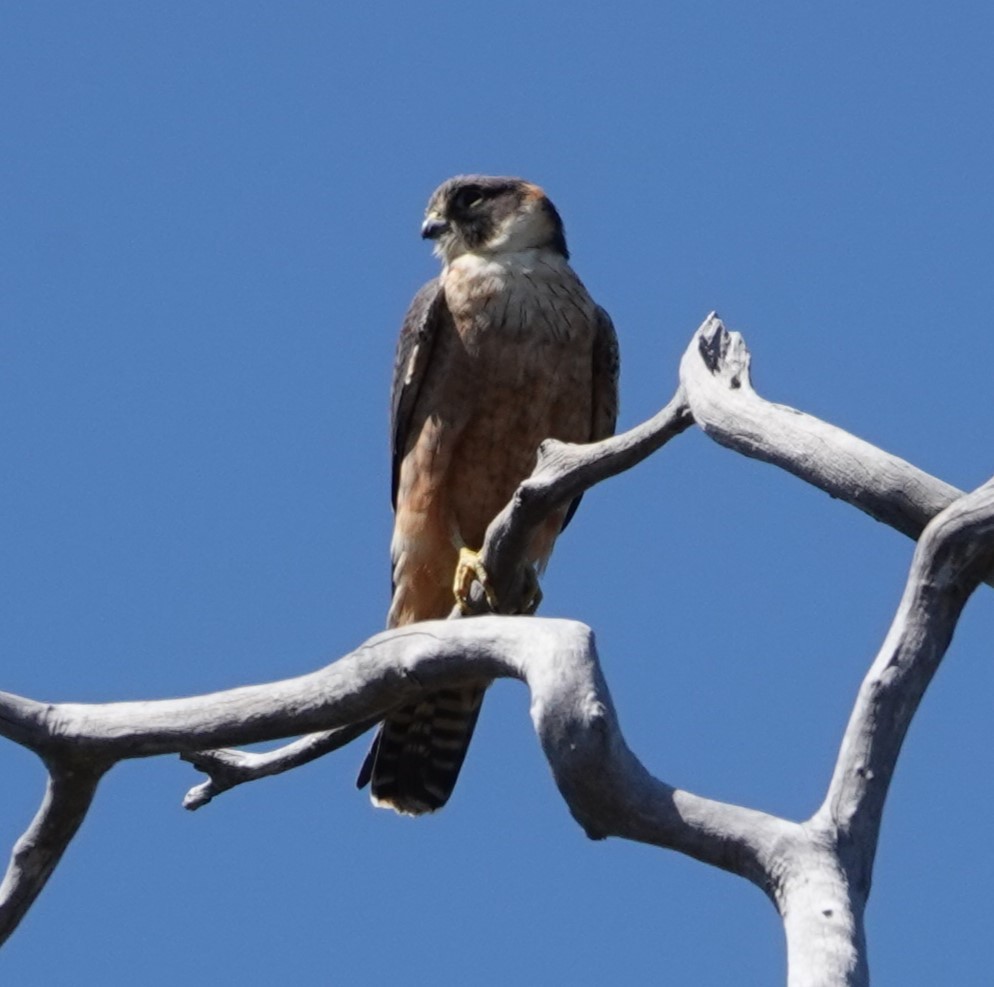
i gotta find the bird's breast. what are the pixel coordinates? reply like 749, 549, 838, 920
443, 250, 596, 347
436, 250, 599, 549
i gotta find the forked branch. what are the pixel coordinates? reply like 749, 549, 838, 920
0, 314, 989, 987
188, 313, 989, 803
815, 475, 994, 886
0, 617, 796, 945
771, 476, 994, 987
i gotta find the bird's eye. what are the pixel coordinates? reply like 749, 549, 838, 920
454, 187, 485, 211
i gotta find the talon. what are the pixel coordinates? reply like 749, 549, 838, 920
454, 547, 499, 613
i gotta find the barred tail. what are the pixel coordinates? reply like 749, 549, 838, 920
356, 685, 485, 815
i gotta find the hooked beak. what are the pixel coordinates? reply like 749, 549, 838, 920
421, 213, 450, 240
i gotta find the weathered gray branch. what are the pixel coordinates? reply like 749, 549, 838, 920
815, 474, 994, 884
474, 312, 985, 619
203, 310, 986, 797
681, 314, 973, 548
181, 718, 381, 809
459, 387, 694, 612
167, 386, 695, 807
777, 476, 994, 987
0, 617, 796, 944
204, 387, 695, 792
3, 460, 991, 976
0, 313, 990, 987
0, 764, 103, 945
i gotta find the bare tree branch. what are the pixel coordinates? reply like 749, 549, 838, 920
194, 309, 982, 795
5, 457, 991, 977
181, 718, 381, 809
188, 386, 696, 786
681, 314, 971, 546
776, 476, 994, 987
0, 765, 103, 947
0, 617, 797, 939
1, 314, 990, 986
460, 386, 694, 613
815, 475, 994, 886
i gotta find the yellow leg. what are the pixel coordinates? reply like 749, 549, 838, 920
454, 547, 499, 614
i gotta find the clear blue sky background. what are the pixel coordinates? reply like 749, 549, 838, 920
2, 3, 993, 984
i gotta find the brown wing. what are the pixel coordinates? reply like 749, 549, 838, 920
561, 304, 620, 530
590, 304, 621, 441
390, 278, 447, 509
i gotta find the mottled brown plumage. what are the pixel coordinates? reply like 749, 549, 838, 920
357, 176, 619, 814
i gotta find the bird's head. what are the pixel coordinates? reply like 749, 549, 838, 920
420, 175, 568, 264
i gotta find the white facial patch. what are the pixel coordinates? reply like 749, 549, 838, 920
485, 199, 552, 254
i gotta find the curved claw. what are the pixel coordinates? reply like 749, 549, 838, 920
454, 547, 499, 613
453, 549, 544, 615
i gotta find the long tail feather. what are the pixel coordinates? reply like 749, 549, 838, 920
356, 685, 485, 815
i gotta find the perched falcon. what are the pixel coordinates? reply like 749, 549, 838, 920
357, 175, 619, 815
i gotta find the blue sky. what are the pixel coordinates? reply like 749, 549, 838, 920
2, 3, 993, 983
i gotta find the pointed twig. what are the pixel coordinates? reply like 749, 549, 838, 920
181, 717, 380, 809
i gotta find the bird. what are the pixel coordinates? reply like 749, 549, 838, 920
357, 175, 619, 815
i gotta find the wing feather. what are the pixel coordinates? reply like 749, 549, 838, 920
590, 304, 620, 442
390, 278, 448, 508
561, 304, 620, 531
